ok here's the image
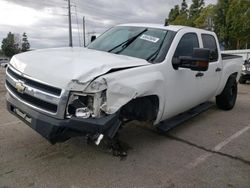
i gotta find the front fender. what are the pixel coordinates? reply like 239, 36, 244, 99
102, 67, 165, 124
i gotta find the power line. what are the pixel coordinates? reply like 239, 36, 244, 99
83, 16, 86, 47
73, 1, 81, 46
67, 0, 73, 47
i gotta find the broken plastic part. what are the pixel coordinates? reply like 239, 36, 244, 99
95, 134, 104, 145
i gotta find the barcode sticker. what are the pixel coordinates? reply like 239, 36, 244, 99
140, 34, 160, 43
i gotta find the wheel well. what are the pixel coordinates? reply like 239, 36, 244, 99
120, 95, 159, 122
230, 72, 238, 79
224, 72, 238, 89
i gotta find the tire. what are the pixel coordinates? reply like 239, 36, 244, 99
239, 77, 246, 84
216, 76, 237, 110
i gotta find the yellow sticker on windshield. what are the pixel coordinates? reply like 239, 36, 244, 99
140, 34, 160, 43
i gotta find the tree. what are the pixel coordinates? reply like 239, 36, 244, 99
168, 5, 180, 23
189, 0, 205, 26
214, 0, 250, 49
21, 32, 30, 52
1, 32, 20, 58
226, 0, 250, 49
194, 5, 216, 30
189, 0, 205, 17
165, 0, 250, 49
214, 0, 230, 49
181, 0, 188, 14
171, 13, 191, 26
170, 0, 191, 26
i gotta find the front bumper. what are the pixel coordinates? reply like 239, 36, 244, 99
240, 72, 250, 80
6, 93, 120, 144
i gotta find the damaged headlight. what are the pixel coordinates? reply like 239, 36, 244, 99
66, 78, 107, 119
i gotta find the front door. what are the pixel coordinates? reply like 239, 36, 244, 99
163, 32, 204, 119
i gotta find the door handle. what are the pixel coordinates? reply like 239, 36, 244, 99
196, 72, 204, 77
215, 67, 222, 72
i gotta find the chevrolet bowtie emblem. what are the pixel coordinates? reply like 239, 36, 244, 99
15, 82, 26, 93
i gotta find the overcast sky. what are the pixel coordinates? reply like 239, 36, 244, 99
0, 0, 217, 49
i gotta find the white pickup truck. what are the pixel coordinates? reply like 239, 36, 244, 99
6, 24, 243, 153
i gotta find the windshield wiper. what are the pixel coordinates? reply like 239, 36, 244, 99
146, 32, 168, 62
108, 28, 148, 53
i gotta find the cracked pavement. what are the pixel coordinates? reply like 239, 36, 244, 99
0, 68, 249, 188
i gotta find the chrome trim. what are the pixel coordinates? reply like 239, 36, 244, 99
6, 72, 60, 104
6, 83, 57, 116
6, 83, 70, 119
8, 65, 61, 93
6, 66, 70, 119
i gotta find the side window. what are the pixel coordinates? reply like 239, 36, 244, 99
174, 33, 199, 58
201, 34, 218, 62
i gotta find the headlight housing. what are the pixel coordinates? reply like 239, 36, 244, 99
66, 78, 107, 119
242, 65, 246, 71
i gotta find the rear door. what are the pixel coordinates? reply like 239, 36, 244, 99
199, 33, 222, 101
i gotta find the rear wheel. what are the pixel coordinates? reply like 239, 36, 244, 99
216, 76, 237, 110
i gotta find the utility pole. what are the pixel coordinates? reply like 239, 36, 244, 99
68, 0, 73, 47
83, 16, 86, 47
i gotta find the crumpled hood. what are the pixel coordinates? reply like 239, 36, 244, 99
10, 47, 150, 89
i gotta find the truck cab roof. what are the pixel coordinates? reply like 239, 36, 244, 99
118, 23, 215, 34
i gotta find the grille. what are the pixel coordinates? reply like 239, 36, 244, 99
6, 80, 58, 113
7, 68, 61, 96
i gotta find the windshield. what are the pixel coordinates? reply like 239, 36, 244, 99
88, 26, 175, 63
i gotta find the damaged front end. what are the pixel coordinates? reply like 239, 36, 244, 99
66, 78, 108, 119
6, 75, 123, 145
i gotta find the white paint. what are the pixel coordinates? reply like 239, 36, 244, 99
213, 126, 250, 151
186, 125, 250, 169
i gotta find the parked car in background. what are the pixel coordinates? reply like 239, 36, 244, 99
239, 58, 250, 84
0, 57, 9, 68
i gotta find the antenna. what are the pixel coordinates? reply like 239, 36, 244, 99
164, 19, 169, 26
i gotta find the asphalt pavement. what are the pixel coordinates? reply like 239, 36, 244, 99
0, 68, 249, 188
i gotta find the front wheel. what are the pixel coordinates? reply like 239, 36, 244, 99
216, 76, 237, 110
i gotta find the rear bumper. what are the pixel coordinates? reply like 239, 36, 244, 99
6, 93, 120, 144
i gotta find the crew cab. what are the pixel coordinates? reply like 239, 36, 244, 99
5, 24, 243, 148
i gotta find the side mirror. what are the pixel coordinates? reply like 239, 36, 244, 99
91, 35, 96, 42
173, 48, 210, 71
